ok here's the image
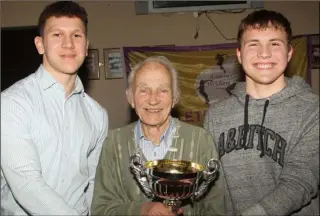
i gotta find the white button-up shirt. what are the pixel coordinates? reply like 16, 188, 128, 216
1, 65, 108, 215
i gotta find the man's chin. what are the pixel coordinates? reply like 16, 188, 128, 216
141, 119, 167, 128
63, 70, 78, 75
60, 67, 80, 75
142, 122, 162, 127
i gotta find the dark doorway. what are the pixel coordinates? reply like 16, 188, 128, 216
1, 26, 41, 91
1, 26, 90, 92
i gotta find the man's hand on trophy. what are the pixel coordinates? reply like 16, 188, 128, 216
140, 202, 183, 216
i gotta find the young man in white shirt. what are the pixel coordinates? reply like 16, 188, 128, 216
1, 1, 108, 215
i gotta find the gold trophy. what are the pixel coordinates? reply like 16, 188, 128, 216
130, 153, 219, 215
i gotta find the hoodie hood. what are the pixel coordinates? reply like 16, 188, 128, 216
230, 76, 313, 105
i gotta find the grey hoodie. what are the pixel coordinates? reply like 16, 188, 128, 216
204, 76, 319, 216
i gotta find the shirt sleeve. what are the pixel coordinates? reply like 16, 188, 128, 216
85, 107, 108, 210
1, 94, 79, 215
242, 106, 319, 216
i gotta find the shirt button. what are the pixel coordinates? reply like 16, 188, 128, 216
64, 153, 68, 156
62, 179, 65, 182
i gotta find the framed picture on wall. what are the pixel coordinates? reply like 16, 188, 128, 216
104, 48, 123, 79
85, 49, 100, 80
311, 44, 319, 69
311, 34, 319, 69
312, 44, 320, 69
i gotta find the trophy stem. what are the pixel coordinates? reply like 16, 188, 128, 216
163, 199, 182, 215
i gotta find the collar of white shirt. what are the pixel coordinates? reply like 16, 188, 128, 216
36, 64, 85, 96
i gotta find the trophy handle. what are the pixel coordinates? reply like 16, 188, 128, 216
194, 158, 219, 200
129, 153, 155, 198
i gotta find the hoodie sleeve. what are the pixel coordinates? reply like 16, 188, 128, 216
242, 104, 319, 216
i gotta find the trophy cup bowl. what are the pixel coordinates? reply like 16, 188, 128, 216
130, 153, 219, 215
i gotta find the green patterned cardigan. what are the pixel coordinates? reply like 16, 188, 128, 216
91, 118, 225, 216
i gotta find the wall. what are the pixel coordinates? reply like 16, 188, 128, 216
1, 1, 319, 129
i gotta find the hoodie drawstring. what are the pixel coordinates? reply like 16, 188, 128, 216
243, 94, 270, 157
259, 99, 269, 157
260, 99, 270, 127
243, 94, 250, 150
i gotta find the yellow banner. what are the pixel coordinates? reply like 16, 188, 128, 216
124, 36, 308, 126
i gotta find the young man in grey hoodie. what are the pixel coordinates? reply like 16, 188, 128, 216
204, 10, 319, 216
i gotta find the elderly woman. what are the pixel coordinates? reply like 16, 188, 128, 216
91, 56, 225, 216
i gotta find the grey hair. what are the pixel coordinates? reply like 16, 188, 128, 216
127, 56, 180, 104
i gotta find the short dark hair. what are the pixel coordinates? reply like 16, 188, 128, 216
38, 1, 88, 37
237, 10, 292, 48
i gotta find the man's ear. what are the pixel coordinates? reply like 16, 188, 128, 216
86, 39, 89, 56
172, 92, 180, 108
126, 89, 135, 108
34, 36, 44, 55
287, 45, 294, 62
236, 48, 242, 64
